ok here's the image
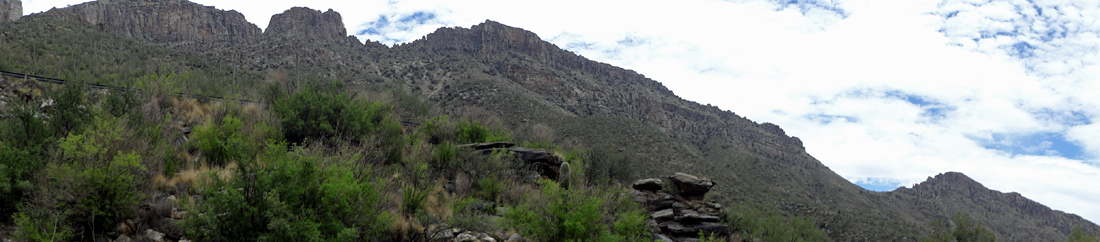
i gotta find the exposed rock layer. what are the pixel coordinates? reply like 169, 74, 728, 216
265, 7, 359, 45
57, 0, 260, 45
0, 0, 20, 21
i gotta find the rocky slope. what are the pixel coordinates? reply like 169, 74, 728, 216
0, 0, 19, 22
12, 1, 1100, 241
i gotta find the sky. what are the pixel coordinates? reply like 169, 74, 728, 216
22, 0, 1100, 223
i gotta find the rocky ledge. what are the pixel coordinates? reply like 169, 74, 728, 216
631, 173, 730, 242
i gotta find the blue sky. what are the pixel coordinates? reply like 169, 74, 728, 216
22, 0, 1100, 223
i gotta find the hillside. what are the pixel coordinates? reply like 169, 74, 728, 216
1, 0, 1098, 241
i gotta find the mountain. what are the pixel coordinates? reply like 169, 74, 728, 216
2, 0, 1097, 240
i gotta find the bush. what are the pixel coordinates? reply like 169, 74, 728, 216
193, 116, 250, 167
727, 205, 831, 242
455, 119, 509, 144
273, 82, 405, 163
182, 144, 390, 241
920, 212, 995, 242
476, 175, 504, 203
504, 180, 649, 242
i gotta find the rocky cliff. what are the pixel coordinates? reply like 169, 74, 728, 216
0, 0, 20, 22
264, 7, 359, 46
56, 0, 260, 46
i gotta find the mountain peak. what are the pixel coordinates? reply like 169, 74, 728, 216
0, 0, 20, 22
265, 7, 357, 45
912, 171, 986, 194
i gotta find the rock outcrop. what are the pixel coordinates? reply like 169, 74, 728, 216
57, 0, 260, 46
0, 0, 20, 21
462, 142, 565, 180
631, 173, 729, 241
264, 7, 358, 45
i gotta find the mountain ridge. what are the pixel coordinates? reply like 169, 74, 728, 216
6, 1, 1098, 240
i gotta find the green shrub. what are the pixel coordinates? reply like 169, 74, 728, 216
402, 186, 428, 215
919, 212, 995, 242
273, 82, 405, 163
421, 116, 455, 145
182, 144, 390, 241
476, 175, 504, 203
504, 180, 649, 242
193, 116, 250, 167
1067, 226, 1100, 242
727, 205, 831, 242
47, 83, 94, 135
455, 119, 510, 144
430, 143, 456, 169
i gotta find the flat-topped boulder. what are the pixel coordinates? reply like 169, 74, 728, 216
667, 172, 714, 201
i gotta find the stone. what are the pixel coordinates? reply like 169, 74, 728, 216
650, 208, 674, 223
632, 178, 664, 191
667, 172, 714, 200
172, 210, 188, 220
115, 222, 133, 236
653, 234, 674, 242
144, 229, 165, 242
677, 210, 720, 223
694, 222, 731, 236
478, 232, 496, 242
0, 0, 20, 22
662, 221, 694, 236
456, 232, 478, 242
506, 233, 523, 242
112, 235, 132, 242
647, 198, 675, 211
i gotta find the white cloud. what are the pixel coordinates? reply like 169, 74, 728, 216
25, 0, 1100, 224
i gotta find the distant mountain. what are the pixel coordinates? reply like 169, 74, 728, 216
5, 0, 1097, 240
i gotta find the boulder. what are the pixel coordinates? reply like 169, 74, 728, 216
506, 233, 523, 242
667, 172, 714, 200
632, 178, 664, 191
112, 235, 131, 242
650, 208, 674, 223
456, 232, 478, 242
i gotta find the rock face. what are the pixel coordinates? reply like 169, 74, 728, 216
265, 7, 357, 45
58, 0, 260, 45
631, 173, 729, 241
0, 0, 20, 21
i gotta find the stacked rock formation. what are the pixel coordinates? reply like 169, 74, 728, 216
630, 173, 729, 242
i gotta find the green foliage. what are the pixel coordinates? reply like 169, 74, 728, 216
103, 89, 138, 118
12, 210, 73, 242
402, 186, 428, 215
0, 141, 38, 216
193, 116, 250, 167
430, 143, 457, 169
1066, 226, 1100, 242
455, 119, 510, 144
273, 82, 405, 163
476, 175, 505, 203
727, 205, 831, 242
74, 152, 146, 234
504, 180, 650, 242
919, 212, 996, 242
582, 147, 637, 185
47, 83, 94, 135
421, 116, 455, 145
182, 144, 390, 242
